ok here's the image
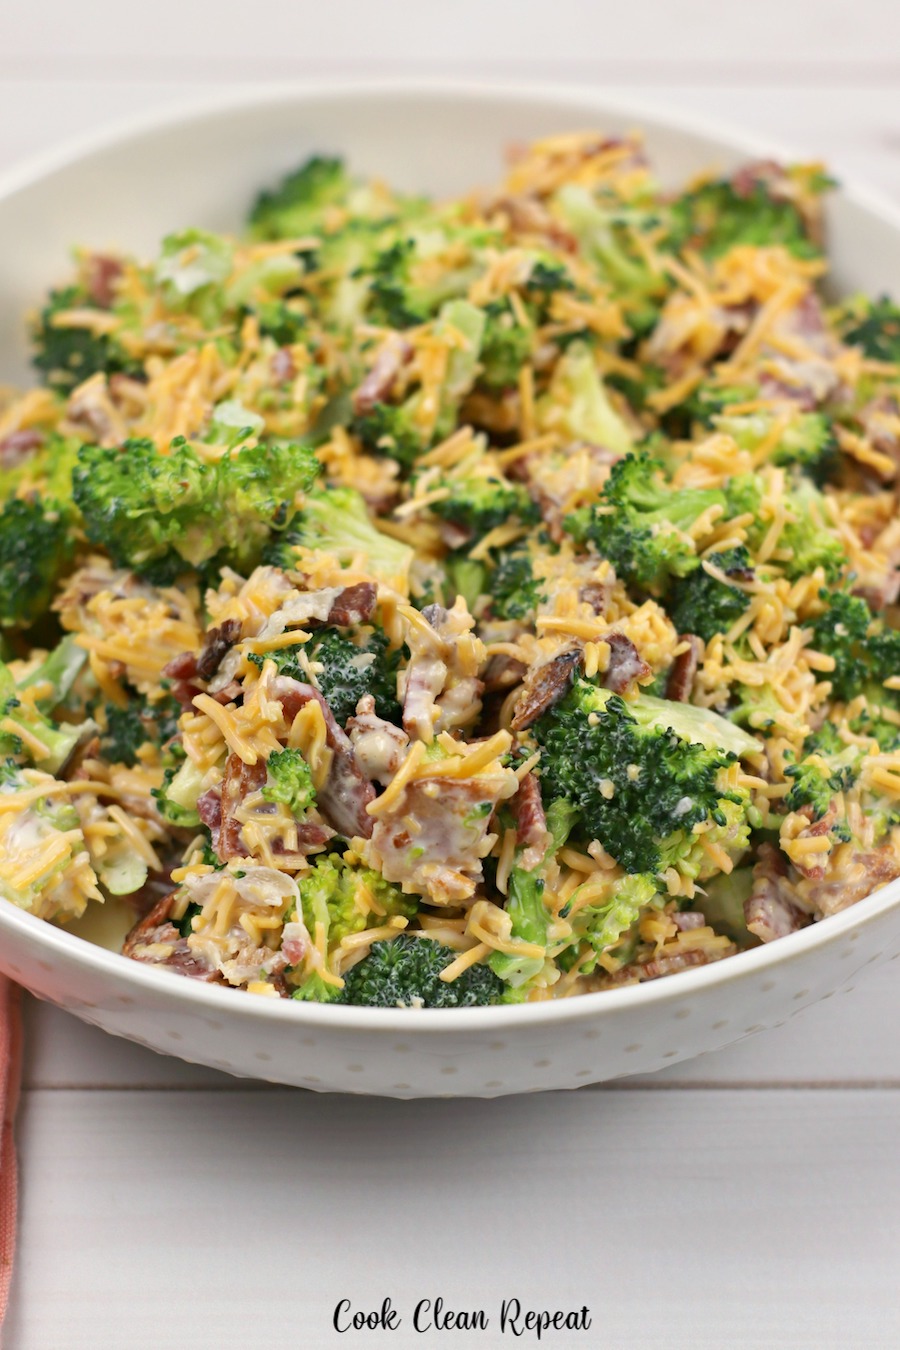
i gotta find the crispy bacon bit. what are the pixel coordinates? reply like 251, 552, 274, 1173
666, 635, 704, 703
196, 786, 223, 838
326, 582, 378, 628
602, 632, 651, 695
510, 772, 550, 872
511, 648, 583, 732
672, 910, 706, 931
196, 618, 242, 682
85, 254, 123, 309
122, 892, 221, 981
636, 949, 717, 980
578, 580, 611, 616
162, 649, 201, 710
215, 754, 268, 860
808, 844, 900, 918
488, 195, 578, 253
0, 427, 43, 466
745, 843, 809, 942
271, 678, 376, 838
352, 333, 412, 415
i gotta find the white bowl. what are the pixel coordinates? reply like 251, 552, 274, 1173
2, 82, 900, 1097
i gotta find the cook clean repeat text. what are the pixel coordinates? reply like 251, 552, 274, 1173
333, 1297, 593, 1339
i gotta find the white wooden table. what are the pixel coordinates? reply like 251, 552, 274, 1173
3, 5, 900, 1342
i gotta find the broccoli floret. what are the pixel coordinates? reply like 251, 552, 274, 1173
490, 546, 545, 621
248, 156, 353, 240
253, 625, 401, 727
154, 229, 234, 326
431, 473, 538, 540
443, 557, 487, 613
810, 591, 900, 708
352, 400, 427, 470
716, 411, 838, 483
771, 478, 845, 582
553, 187, 666, 327
568, 451, 727, 593
31, 285, 139, 391
0, 496, 74, 629
839, 296, 900, 363
667, 173, 820, 259
478, 300, 531, 390
535, 681, 757, 877
572, 872, 662, 969
365, 239, 425, 329
784, 756, 839, 819
538, 342, 634, 456
728, 682, 784, 733
701, 867, 754, 944
489, 799, 578, 987
73, 435, 320, 580
337, 933, 502, 1008
261, 747, 316, 816
97, 691, 180, 767
0, 432, 80, 505
299, 855, 416, 951
668, 546, 753, 642
253, 299, 307, 346
153, 750, 204, 830
276, 486, 413, 588
0, 659, 87, 775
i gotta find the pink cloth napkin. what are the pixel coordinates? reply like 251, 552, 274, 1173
0, 977, 21, 1330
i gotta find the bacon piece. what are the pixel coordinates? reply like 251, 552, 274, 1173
666, 635, 704, 703
162, 649, 201, 710
352, 333, 413, 415
326, 582, 377, 627
809, 844, 900, 918
578, 580, 611, 616
196, 618, 242, 681
511, 648, 583, 732
213, 754, 269, 860
270, 677, 376, 838
635, 949, 717, 980
672, 910, 707, 931
602, 633, 650, 695
85, 254, 123, 308
745, 843, 809, 942
122, 892, 221, 981
510, 772, 550, 872
401, 602, 483, 740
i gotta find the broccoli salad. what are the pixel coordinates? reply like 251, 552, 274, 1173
2, 132, 900, 1008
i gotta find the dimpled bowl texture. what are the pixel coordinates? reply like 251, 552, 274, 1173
1, 83, 899, 1098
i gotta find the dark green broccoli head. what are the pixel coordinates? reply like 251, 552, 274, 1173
535, 681, 753, 875
254, 299, 307, 347
352, 400, 427, 470
810, 591, 900, 707
784, 756, 840, 819
566, 451, 727, 593
490, 545, 545, 621
31, 285, 139, 392
251, 624, 401, 727
336, 934, 503, 1008
668, 546, 753, 643
432, 474, 538, 540
248, 155, 353, 240
73, 435, 320, 580
365, 239, 425, 329
0, 496, 74, 629
667, 175, 819, 259
478, 300, 531, 390
97, 690, 180, 767
840, 296, 900, 363
763, 478, 845, 582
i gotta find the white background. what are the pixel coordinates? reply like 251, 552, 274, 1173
4, 1, 900, 1345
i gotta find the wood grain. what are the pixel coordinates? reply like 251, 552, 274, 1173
8, 1086, 900, 1348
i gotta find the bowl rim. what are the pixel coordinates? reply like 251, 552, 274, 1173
2, 76, 900, 1032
